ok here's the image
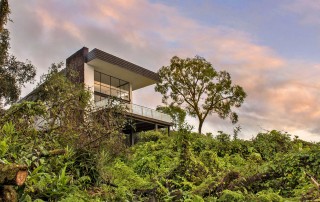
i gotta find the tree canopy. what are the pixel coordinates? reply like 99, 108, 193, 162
155, 56, 246, 134
0, 0, 36, 106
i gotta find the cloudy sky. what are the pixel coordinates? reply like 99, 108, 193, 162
7, 0, 320, 141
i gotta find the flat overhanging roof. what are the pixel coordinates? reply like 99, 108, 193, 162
86, 48, 159, 90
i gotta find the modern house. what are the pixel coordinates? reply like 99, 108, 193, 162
65, 47, 173, 144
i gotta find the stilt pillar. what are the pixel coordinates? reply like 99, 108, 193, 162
130, 129, 134, 146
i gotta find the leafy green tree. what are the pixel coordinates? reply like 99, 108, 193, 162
23, 63, 128, 153
156, 104, 192, 131
155, 56, 246, 134
0, 0, 36, 106
0, 0, 10, 31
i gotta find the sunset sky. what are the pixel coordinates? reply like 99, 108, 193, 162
7, 0, 320, 141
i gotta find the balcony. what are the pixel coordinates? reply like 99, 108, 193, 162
95, 99, 172, 124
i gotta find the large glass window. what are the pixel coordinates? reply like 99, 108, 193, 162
94, 71, 130, 102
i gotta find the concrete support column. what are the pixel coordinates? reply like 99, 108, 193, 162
167, 126, 170, 135
130, 128, 134, 146
155, 124, 158, 131
129, 83, 133, 104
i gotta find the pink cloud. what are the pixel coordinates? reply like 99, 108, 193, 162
7, 0, 320, 141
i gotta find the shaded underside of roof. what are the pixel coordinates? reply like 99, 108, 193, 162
86, 48, 159, 82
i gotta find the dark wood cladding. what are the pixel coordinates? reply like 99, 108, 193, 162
86, 48, 160, 82
66, 47, 89, 83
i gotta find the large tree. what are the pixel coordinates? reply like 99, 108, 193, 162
155, 56, 246, 134
0, 0, 36, 106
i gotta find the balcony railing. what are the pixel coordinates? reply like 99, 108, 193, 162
95, 100, 172, 123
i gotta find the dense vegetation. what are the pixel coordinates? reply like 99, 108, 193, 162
1, 1, 319, 200
1, 120, 320, 201
0, 69, 319, 201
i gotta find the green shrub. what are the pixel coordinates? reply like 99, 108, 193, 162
137, 130, 167, 143
256, 190, 284, 202
252, 130, 292, 160
218, 190, 245, 202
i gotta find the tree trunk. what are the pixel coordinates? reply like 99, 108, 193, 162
0, 0, 9, 32
198, 119, 204, 134
0, 0, 2, 31
0, 185, 17, 202
0, 164, 27, 202
0, 164, 28, 186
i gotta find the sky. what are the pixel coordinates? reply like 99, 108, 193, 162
6, 0, 320, 141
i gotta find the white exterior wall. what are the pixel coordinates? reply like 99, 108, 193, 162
84, 63, 95, 102
84, 63, 133, 103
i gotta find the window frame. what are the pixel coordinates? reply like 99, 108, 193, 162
93, 70, 131, 103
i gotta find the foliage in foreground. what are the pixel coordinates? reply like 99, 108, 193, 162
1, 118, 320, 201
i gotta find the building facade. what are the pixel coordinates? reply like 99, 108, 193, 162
66, 47, 172, 144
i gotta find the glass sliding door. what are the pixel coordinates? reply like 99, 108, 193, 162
94, 70, 130, 102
